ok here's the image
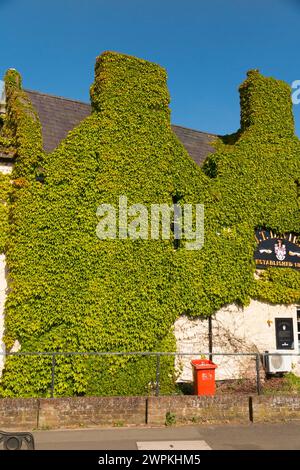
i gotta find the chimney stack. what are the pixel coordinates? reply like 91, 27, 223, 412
239, 69, 294, 138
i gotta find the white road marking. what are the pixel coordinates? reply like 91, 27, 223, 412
136, 440, 211, 450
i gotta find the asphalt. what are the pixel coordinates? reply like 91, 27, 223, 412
31, 421, 300, 450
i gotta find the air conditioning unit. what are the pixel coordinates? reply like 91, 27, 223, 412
265, 353, 292, 374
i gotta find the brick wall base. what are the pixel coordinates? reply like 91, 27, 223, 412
0, 394, 300, 430
147, 395, 249, 425
0, 399, 39, 430
252, 395, 300, 423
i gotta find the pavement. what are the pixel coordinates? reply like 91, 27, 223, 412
32, 421, 300, 450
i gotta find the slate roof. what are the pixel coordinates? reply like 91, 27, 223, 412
26, 89, 217, 166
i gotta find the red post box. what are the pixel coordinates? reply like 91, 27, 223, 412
191, 359, 218, 396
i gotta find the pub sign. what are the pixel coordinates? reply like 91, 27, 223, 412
254, 229, 300, 270
275, 318, 294, 350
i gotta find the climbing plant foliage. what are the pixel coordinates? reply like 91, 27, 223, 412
0, 57, 299, 397
0, 52, 207, 397
0, 173, 10, 253
4, 69, 43, 178
203, 70, 300, 308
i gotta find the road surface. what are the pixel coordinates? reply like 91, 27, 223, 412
31, 421, 300, 450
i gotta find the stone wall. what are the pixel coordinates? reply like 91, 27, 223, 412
174, 300, 300, 381
252, 395, 300, 423
38, 397, 146, 429
1, 395, 300, 430
0, 398, 38, 430
147, 395, 249, 426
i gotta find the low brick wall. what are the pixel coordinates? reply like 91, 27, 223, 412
252, 395, 300, 423
38, 397, 146, 429
147, 395, 249, 425
0, 398, 38, 430
1, 394, 300, 430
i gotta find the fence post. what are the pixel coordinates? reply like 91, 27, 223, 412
155, 354, 161, 397
51, 354, 56, 398
255, 353, 261, 395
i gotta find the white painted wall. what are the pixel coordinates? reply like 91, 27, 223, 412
0, 162, 13, 175
174, 300, 300, 382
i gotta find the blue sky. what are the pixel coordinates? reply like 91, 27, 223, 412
1, 0, 300, 136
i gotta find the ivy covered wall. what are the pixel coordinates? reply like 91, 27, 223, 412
0, 173, 10, 252
203, 70, 300, 307
0, 52, 208, 397
0, 55, 299, 397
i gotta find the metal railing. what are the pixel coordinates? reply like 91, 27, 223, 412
1, 351, 299, 397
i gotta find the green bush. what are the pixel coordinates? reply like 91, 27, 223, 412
283, 372, 300, 393
165, 411, 176, 426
